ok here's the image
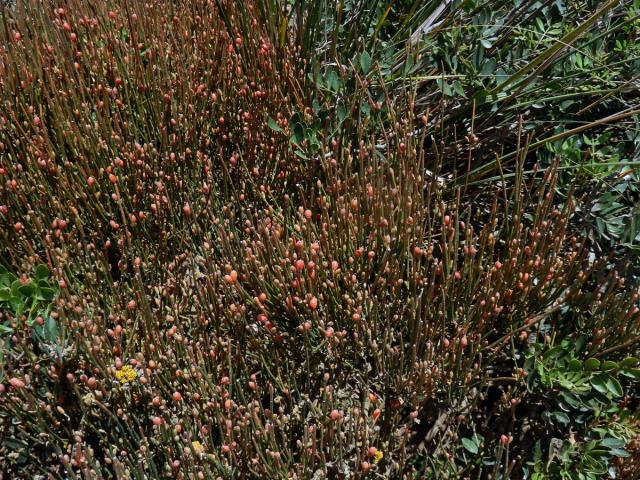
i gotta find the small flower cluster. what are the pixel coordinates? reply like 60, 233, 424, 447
0, 0, 638, 479
114, 365, 138, 384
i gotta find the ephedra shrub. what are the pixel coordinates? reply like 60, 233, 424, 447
1, 0, 639, 479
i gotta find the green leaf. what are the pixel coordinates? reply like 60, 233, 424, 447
326, 69, 340, 92
453, 80, 466, 98
290, 121, 305, 145
3, 436, 27, 450
18, 283, 36, 297
337, 103, 347, 123
600, 437, 625, 449
43, 316, 58, 342
481, 58, 496, 77
1, 271, 17, 287
609, 447, 630, 458
360, 101, 371, 117
560, 391, 581, 409
402, 55, 415, 76
436, 78, 452, 96
568, 359, 583, 371
584, 358, 600, 371
461, 437, 479, 454
359, 51, 372, 73
10, 280, 22, 298
620, 368, 640, 380
591, 373, 609, 394
551, 411, 570, 424
39, 287, 56, 301
266, 116, 283, 133
602, 361, 618, 371
606, 375, 623, 397
34, 264, 49, 280
9, 297, 24, 316
620, 357, 638, 368
0, 288, 11, 301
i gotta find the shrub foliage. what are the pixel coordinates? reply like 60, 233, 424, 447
0, 0, 639, 479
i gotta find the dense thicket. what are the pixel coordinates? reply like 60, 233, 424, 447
1, 1, 639, 478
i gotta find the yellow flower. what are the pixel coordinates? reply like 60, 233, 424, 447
114, 365, 138, 384
191, 441, 204, 455
374, 450, 384, 463
191, 441, 216, 461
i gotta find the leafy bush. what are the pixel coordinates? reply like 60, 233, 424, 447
521, 340, 640, 479
0, 0, 639, 479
